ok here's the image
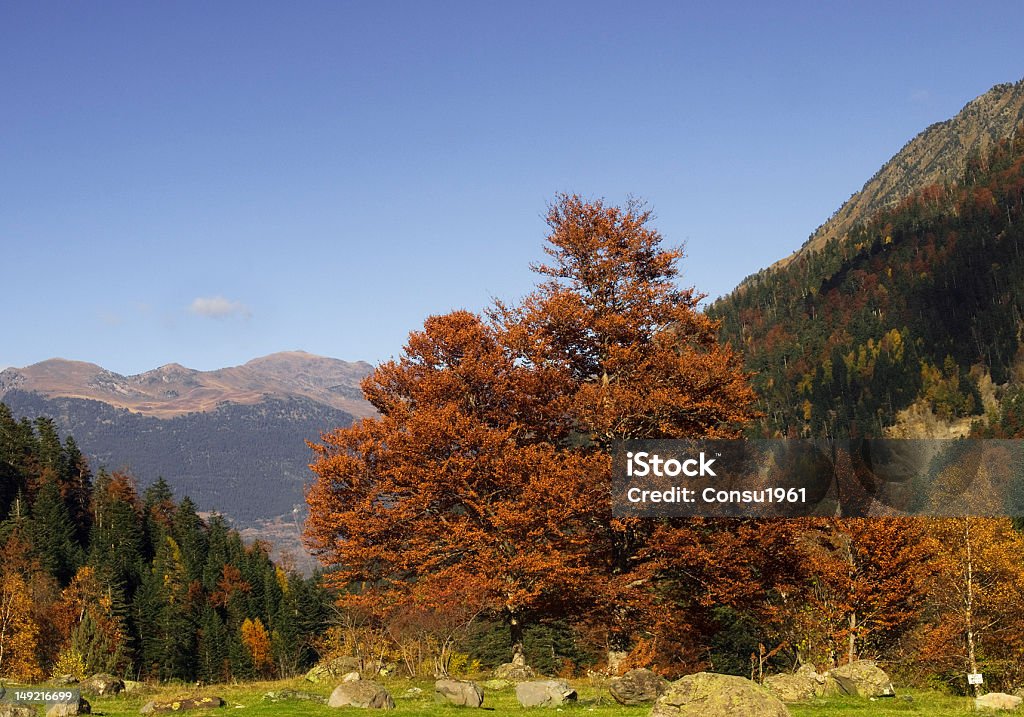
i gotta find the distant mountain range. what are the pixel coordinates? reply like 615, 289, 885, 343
0, 352, 376, 540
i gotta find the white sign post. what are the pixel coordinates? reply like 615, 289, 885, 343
968, 673, 984, 686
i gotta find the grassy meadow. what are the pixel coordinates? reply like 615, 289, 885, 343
46, 677, 983, 717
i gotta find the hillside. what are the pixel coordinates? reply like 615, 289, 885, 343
710, 129, 1024, 439
756, 79, 1024, 277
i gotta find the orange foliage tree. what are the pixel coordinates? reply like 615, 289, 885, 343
240, 617, 273, 676
0, 568, 41, 680
306, 195, 758, 670
306, 311, 605, 658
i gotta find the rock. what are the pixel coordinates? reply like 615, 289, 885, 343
494, 662, 536, 680
0, 705, 36, 717
52, 674, 80, 686
262, 689, 327, 704
651, 672, 790, 717
404, 688, 423, 697
482, 679, 513, 691
46, 699, 91, 717
139, 697, 225, 714
122, 681, 151, 696
435, 679, 484, 707
515, 680, 578, 708
342, 671, 362, 682
976, 693, 1024, 711
609, 668, 668, 705
763, 672, 824, 702
825, 660, 895, 699
305, 656, 362, 683
327, 681, 395, 709
80, 673, 125, 697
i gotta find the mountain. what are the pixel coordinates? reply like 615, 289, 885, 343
0, 350, 375, 419
0, 352, 376, 542
710, 83, 1024, 440
760, 79, 1024, 276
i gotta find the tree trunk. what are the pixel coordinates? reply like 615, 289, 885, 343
510, 614, 526, 666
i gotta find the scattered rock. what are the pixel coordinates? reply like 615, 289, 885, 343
123, 681, 152, 696
825, 660, 895, 699
435, 679, 484, 707
139, 697, 225, 714
609, 668, 668, 705
80, 673, 125, 697
651, 672, 790, 717
481, 679, 513, 691
515, 680, 578, 708
46, 698, 91, 717
52, 675, 80, 686
976, 692, 1024, 711
0, 705, 36, 717
305, 656, 362, 683
763, 671, 825, 702
404, 688, 423, 697
342, 671, 361, 683
327, 681, 395, 709
262, 689, 327, 704
494, 662, 536, 681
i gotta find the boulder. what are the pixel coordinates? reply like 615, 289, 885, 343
0, 705, 35, 717
976, 692, 1024, 711
80, 673, 125, 697
262, 689, 327, 704
515, 680, 577, 708
139, 697, 225, 714
435, 679, 484, 707
494, 662, 536, 680
46, 699, 91, 717
122, 681, 152, 696
342, 671, 361, 683
824, 660, 895, 699
52, 675, 80, 686
651, 672, 790, 717
305, 656, 362, 683
763, 672, 824, 702
609, 668, 668, 705
327, 682, 395, 710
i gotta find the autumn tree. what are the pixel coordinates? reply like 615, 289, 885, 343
307, 311, 605, 659
495, 194, 759, 665
307, 195, 758, 671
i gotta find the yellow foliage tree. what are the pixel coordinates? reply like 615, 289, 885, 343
241, 617, 273, 677
0, 570, 42, 680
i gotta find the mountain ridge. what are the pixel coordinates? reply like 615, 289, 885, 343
0, 350, 376, 419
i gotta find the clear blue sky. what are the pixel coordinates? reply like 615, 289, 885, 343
3, 1, 1022, 374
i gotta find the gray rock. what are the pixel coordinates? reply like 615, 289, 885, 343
262, 689, 327, 704
342, 671, 361, 683
0, 705, 36, 717
515, 680, 577, 708
435, 679, 484, 707
80, 673, 125, 697
327, 681, 395, 710
976, 692, 1024, 711
52, 675, 80, 686
139, 697, 225, 714
306, 656, 362, 683
651, 672, 790, 717
494, 662, 536, 681
46, 698, 91, 717
824, 660, 895, 699
609, 668, 668, 705
763, 672, 824, 702
122, 680, 151, 696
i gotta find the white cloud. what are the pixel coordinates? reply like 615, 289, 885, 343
188, 295, 252, 319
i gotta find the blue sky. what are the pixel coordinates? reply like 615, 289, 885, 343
3, 1, 1022, 374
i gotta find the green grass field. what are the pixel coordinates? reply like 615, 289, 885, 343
55, 677, 984, 717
